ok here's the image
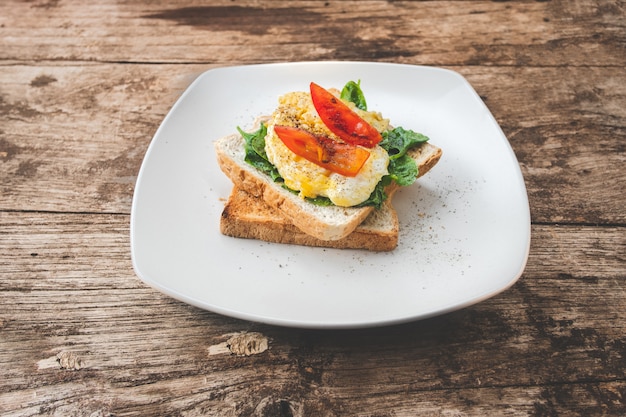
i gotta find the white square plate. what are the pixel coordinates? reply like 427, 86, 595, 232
130, 62, 530, 329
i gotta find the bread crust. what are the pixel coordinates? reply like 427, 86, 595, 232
220, 188, 399, 251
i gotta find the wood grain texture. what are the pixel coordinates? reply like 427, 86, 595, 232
1, 0, 624, 67
1, 0, 625, 415
1, 213, 625, 415
0, 63, 205, 213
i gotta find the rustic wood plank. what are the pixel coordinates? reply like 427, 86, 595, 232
0, 64, 208, 213
1, 0, 624, 67
1, 212, 624, 415
1, 0, 624, 415
1, 64, 624, 223
460, 66, 626, 225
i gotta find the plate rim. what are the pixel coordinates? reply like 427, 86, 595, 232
130, 61, 531, 329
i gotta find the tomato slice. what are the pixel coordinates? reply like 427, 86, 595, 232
274, 125, 370, 177
310, 82, 383, 148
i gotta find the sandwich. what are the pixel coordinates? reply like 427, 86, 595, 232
215, 81, 442, 250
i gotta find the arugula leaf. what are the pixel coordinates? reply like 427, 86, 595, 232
238, 124, 283, 182
340, 80, 367, 110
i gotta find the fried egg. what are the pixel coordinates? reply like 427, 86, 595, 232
264, 90, 390, 207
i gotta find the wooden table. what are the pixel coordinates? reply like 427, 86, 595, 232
2, 1, 624, 415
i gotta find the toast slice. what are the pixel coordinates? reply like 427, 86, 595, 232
214, 127, 442, 241
221, 187, 400, 251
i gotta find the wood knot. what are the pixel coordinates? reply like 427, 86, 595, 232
254, 398, 301, 417
56, 351, 83, 370
227, 332, 269, 356
30, 74, 57, 87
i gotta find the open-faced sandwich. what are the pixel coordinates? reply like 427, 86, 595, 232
215, 81, 442, 251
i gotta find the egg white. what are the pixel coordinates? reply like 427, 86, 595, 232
264, 90, 390, 207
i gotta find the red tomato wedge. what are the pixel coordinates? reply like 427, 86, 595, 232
274, 125, 370, 177
310, 82, 383, 148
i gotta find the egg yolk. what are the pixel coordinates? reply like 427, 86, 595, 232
264, 90, 390, 207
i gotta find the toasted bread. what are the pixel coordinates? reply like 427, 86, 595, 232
214, 128, 442, 241
221, 187, 400, 251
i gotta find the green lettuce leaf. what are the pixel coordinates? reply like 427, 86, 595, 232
340, 80, 367, 110
380, 127, 429, 186
380, 126, 430, 160
238, 124, 282, 182
355, 175, 392, 208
